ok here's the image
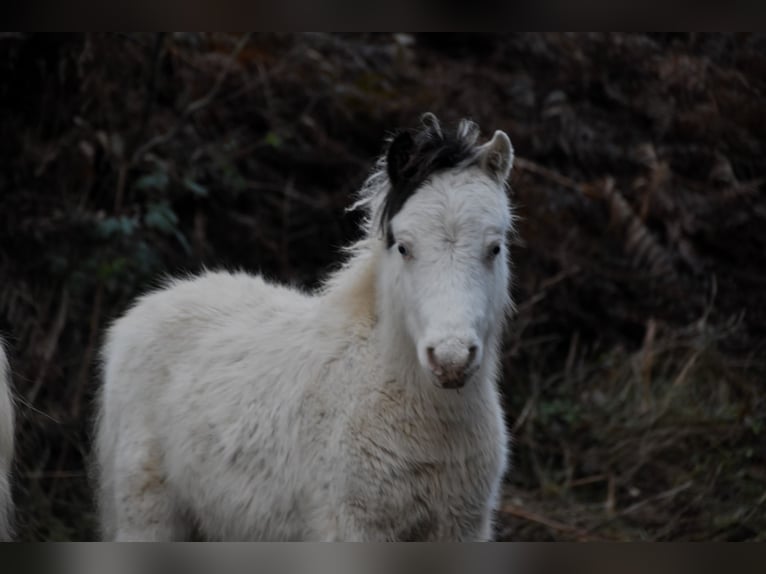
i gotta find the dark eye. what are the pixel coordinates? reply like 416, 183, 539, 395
398, 244, 409, 257
488, 244, 501, 259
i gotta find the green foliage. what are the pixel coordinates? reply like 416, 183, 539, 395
133, 171, 170, 193
96, 215, 139, 238
144, 201, 191, 254
182, 177, 209, 197
537, 398, 586, 428
264, 131, 282, 149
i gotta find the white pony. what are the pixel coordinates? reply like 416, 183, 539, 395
0, 339, 14, 541
95, 113, 516, 541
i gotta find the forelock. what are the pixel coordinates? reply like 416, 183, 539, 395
380, 118, 483, 246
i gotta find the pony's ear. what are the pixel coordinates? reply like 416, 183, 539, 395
420, 112, 443, 138
387, 131, 415, 187
478, 130, 514, 182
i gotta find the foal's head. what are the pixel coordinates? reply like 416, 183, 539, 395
375, 114, 514, 389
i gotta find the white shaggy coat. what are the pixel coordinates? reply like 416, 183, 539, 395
0, 340, 14, 541
95, 118, 515, 541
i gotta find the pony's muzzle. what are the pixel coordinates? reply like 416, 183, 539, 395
425, 338, 481, 389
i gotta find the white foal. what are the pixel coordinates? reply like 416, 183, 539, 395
95, 113, 516, 541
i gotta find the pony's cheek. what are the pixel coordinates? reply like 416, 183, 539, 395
403, 294, 425, 342
388, 267, 421, 341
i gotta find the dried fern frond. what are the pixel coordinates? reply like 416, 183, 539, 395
602, 178, 677, 281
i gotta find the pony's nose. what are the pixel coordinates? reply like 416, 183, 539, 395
426, 339, 481, 388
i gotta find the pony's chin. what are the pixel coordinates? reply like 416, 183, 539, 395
439, 379, 467, 390
428, 370, 477, 391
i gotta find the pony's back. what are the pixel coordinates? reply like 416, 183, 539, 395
0, 339, 13, 540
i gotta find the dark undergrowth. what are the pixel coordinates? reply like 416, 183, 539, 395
0, 33, 764, 541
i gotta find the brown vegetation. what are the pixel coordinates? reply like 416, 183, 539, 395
0, 33, 764, 540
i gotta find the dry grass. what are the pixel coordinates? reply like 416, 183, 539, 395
499, 312, 765, 541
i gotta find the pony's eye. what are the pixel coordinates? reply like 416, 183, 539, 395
398, 244, 409, 257
488, 244, 501, 259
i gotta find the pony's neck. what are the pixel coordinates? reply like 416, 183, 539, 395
318, 238, 379, 336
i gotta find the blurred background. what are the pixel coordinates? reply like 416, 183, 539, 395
0, 33, 764, 541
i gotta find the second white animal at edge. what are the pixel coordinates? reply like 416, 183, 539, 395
0, 340, 14, 541
95, 113, 516, 541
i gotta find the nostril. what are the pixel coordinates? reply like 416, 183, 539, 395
467, 345, 478, 364
426, 347, 438, 371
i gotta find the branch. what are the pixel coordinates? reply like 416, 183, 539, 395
501, 503, 606, 541
130, 33, 252, 165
